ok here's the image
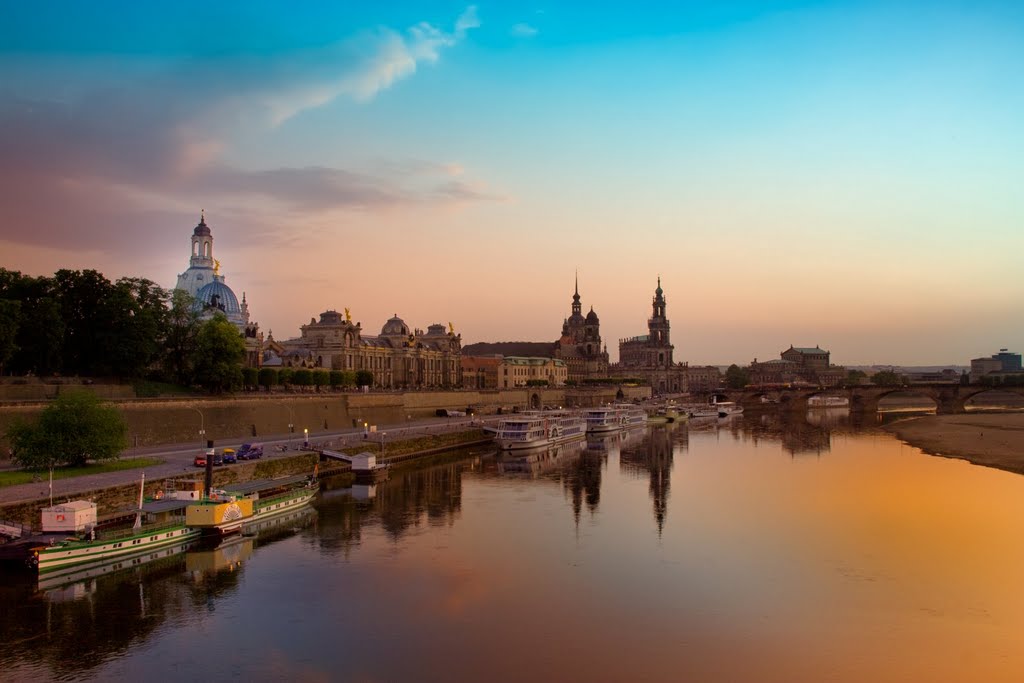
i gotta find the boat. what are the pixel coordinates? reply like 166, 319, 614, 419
495, 411, 587, 451
687, 406, 719, 419
585, 404, 647, 432
12, 473, 319, 575
715, 402, 745, 418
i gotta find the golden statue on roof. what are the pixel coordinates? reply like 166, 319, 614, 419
448, 321, 455, 334
344, 307, 351, 323
214, 259, 221, 275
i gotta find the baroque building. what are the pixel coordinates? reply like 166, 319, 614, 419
275, 309, 462, 389
553, 276, 609, 382
175, 212, 262, 366
748, 345, 844, 387
617, 278, 685, 393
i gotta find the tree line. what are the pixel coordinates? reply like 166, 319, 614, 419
0, 268, 245, 392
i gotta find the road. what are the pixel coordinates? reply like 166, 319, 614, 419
0, 415, 502, 508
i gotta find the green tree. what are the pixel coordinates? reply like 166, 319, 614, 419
162, 290, 200, 385
100, 277, 168, 378
725, 364, 750, 389
355, 370, 373, 387
871, 370, 904, 387
6, 390, 127, 468
292, 369, 313, 387
844, 369, 867, 387
0, 299, 20, 374
242, 366, 259, 389
340, 371, 356, 388
53, 269, 115, 375
259, 367, 278, 390
313, 370, 329, 391
329, 370, 344, 388
0, 270, 64, 375
278, 367, 294, 388
191, 315, 245, 393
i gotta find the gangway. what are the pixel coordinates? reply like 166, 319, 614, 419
319, 450, 389, 481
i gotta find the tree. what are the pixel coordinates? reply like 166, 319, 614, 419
100, 277, 168, 378
53, 269, 115, 375
191, 315, 245, 393
0, 299, 20, 374
242, 366, 259, 389
355, 370, 373, 387
259, 367, 278, 391
6, 390, 127, 468
871, 370, 903, 387
725, 364, 750, 389
313, 370, 329, 391
960, 371, 970, 386
278, 368, 294, 387
844, 369, 867, 388
292, 369, 313, 387
162, 290, 200, 385
329, 370, 344, 388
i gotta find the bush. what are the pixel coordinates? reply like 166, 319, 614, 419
329, 370, 344, 388
313, 370, 329, 389
355, 370, 373, 387
292, 369, 313, 386
258, 367, 278, 390
278, 368, 294, 386
242, 366, 259, 389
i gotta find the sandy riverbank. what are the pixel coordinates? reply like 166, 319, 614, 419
884, 412, 1024, 476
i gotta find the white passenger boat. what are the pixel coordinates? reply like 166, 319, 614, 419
585, 405, 648, 432
495, 411, 587, 451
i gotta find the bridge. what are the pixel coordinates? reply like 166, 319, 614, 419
695, 384, 1024, 415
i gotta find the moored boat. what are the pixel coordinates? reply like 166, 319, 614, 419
495, 411, 587, 450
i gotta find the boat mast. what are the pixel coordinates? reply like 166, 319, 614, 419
133, 472, 145, 530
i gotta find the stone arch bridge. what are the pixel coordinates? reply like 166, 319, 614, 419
699, 384, 1024, 415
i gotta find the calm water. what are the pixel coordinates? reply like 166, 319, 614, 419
5, 412, 1024, 682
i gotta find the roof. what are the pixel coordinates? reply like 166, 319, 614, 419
195, 278, 241, 315
787, 346, 828, 354
504, 356, 565, 366
222, 474, 310, 496
44, 500, 96, 512
141, 499, 192, 514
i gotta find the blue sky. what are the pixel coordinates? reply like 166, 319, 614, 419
1, 1, 1021, 364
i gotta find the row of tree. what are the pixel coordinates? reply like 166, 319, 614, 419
0, 268, 246, 392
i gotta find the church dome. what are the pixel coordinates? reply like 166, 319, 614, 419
586, 308, 599, 323
195, 279, 241, 316
193, 213, 212, 237
381, 314, 410, 336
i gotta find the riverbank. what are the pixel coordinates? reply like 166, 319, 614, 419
884, 412, 1024, 476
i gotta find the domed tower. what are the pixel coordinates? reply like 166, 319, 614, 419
585, 307, 601, 342
176, 211, 217, 298
380, 314, 411, 338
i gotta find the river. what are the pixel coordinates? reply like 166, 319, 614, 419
4, 412, 1024, 682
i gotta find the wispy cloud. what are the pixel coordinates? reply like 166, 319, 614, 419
0, 6, 497, 258
510, 23, 539, 38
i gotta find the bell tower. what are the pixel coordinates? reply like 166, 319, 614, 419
648, 277, 673, 365
190, 210, 214, 268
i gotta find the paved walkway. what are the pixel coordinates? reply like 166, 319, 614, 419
0, 415, 500, 508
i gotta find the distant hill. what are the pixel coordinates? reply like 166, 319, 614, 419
463, 341, 555, 358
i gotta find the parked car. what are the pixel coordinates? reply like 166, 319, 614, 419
212, 452, 224, 466
237, 443, 263, 460
222, 448, 237, 464
193, 453, 208, 467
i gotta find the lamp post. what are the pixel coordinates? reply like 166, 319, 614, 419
303, 427, 309, 450
286, 404, 295, 450
190, 407, 206, 450
380, 431, 386, 458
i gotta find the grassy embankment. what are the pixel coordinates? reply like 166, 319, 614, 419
0, 457, 164, 489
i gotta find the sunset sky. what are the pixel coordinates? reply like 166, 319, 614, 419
1, 1, 1021, 365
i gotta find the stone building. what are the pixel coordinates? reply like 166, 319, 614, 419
462, 355, 503, 389
749, 345, 844, 387
174, 212, 263, 367
277, 310, 461, 389
553, 276, 610, 382
616, 279, 690, 394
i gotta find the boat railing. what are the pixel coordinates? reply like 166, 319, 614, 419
95, 521, 187, 542
254, 486, 313, 508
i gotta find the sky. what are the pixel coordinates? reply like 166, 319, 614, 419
1, 1, 1021, 366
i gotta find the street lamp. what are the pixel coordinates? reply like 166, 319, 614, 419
303, 427, 309, 449
380, 431, 386, 458
286, 404, 295, 449
190, 407, 206, 449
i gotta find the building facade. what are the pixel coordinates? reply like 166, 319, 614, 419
749, 345, 844, 387
553, 276, 610, 382
276, 310, 462, 389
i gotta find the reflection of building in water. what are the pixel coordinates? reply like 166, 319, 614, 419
497, 440, 585, 478
747, 412, 834, 457
620, 427, 674, 535
563, 451, 605, 526
318, 459, 471, 552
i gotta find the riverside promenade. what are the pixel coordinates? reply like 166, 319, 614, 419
0, 414, 500, 507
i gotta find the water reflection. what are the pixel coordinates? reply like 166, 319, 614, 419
621, 426, 675, 535
0, 507, 315, 681
8, 414, 1024, 682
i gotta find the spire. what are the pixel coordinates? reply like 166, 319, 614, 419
573, 271, 580, 303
